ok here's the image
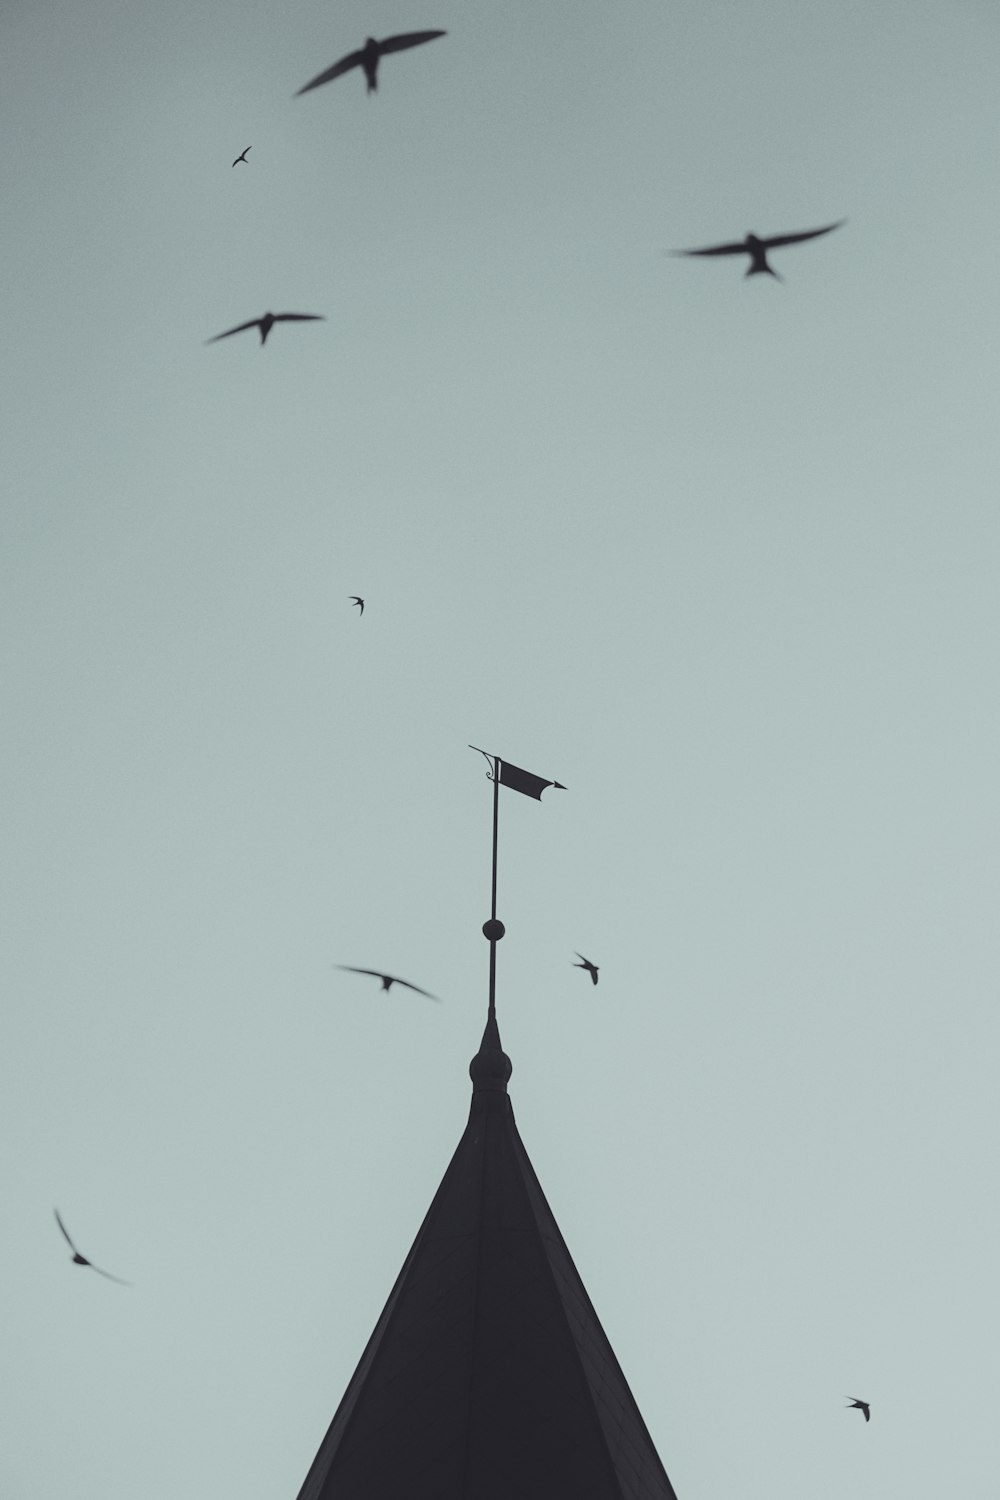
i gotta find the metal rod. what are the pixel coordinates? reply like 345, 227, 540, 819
491, 757, 500, 922
488, 756, 500, 1017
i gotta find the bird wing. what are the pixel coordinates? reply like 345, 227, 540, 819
273, 313, 325, 323
295, 49, 365, 96
54, 1208, 78, 1253
669, 239, 751, 258
761, 220, 845, 249
575, 953, 592, 965
89, 1262, 132, 1285
336, 965, 386, 979
206, 319, 261, 343
393, 977, 441, 1001
378, 29, 447, 55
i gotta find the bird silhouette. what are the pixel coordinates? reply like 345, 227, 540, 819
336, 965, 439, 1000
296, 31, 446, 97
350, 596, 364, 615
231, 146, 251, 167
54, 1209, 131, 1285
846, 1398, 870, 1422
669, 220, 844, 280
206, 312, 325, 346
574, 953, 599, 986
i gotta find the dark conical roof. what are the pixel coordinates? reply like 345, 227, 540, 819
294, 1014, 680, 1500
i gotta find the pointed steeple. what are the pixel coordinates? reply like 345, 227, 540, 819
294, 1015, 680, 1500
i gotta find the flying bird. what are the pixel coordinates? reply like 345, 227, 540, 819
54, 1209, 131, 1285
336, 965, 439, 1000
574, 953, 599, 986
206, 312, 325, 346
296, 31, 446, 96
232, 146, 251, 167
669, 220, 844, 280
846, 1398, 870, 1422
350, 596, 364, 615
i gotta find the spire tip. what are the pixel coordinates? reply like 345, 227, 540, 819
469, 1012, 512, 1093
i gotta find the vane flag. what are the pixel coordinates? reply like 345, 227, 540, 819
469, 747, 565, 1018
470, 748, 566, 802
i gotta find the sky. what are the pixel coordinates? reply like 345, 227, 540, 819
4, 1, 1000, 1497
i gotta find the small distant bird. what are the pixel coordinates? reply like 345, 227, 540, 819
574, 953, 599, 986
350, 596, 364, 615
336, 965, 439, 1000
54, 1209, 130, 1285
846, 1398, 871, 1422
296, 31, 446, 97
206, 312, 325, 346
669, 220, 844, 280
232, 146, 251, 167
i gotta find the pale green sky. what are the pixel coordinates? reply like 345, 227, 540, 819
4, 2, 1000, 1498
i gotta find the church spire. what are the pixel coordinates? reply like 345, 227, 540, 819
292, 1015, 680, 1500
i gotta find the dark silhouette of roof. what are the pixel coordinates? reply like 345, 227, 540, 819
294, 1013, 680, 1500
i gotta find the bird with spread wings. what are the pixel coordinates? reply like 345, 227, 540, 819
336, 965, 439, 1000
574, 954, 599, 986
669, 220, 844, 280
206, 312, 325, 346
296, 31, 446, 97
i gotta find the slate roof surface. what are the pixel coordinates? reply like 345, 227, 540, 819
294, 1013, 680, 1500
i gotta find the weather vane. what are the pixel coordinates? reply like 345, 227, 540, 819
468, 746, 565, 1020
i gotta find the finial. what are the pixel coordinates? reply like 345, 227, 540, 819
469, 1011, 512, 1093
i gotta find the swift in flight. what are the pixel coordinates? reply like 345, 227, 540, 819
349, 596, 364, 615
669, 220, 844, 280
54, 1209, 131, 1285
573, 954, 599, 986
232, 146, 251, 167
336, 966, 439, 1000
846, 1398, 870, 1422
296, 31, 446, 96
206, 312, 325, 346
